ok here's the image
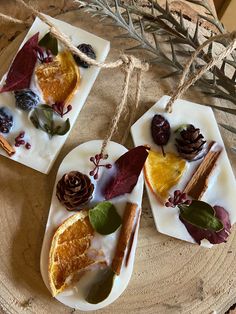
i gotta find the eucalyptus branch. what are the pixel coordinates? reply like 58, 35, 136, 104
186, 0, 225, 33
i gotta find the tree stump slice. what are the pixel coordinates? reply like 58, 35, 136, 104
0, 6, 236, 314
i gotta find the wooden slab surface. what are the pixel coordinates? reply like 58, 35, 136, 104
0, 5, 236, 314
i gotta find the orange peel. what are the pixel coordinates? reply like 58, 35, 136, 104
48, 211, 105, 297
35, 50, 80, 105
144, 150, 186, 203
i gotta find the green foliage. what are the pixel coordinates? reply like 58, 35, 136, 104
30, 104, 70, 138
89, 201, 122, 235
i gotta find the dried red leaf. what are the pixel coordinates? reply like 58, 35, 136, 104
103, 146, 149, 200
180, 205, 231, 244
1, 33, 39, 93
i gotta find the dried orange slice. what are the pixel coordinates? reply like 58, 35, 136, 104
144, 150, 186, 202
48, 211, 105, 297
35, 50, 80, 105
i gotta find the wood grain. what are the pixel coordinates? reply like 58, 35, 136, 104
0, 3, 236, 314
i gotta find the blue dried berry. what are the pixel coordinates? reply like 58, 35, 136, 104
15, 89, 40, 111
73, 43, 96, 68
0, 107, 13, 133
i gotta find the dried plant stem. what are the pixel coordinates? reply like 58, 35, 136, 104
166, 31, 236, 112
178, 32, 236, 88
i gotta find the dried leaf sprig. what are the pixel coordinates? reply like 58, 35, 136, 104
78, 0, 236, 137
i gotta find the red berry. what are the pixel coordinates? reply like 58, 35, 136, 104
106, 164, 112, 169
174, 190, 181, 197
67, 105, 72, 112
179, 195, 187, 203
182, 193, 187, 199
19, 131, 25, 138
18, 140, 25, 145
25, 143, 31, 150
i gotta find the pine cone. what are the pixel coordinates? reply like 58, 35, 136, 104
56, 171, 94, 211
175, 124, 206, 161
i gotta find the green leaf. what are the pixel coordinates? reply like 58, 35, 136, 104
86, 268, 115, 304
41, 104, 53, 124
179, 200, 224, 232
30, 105, 70, 138
39, 32, 58, 55
30, 115, 39, 129
89, 201, 122, 235
53, 118, 70, 136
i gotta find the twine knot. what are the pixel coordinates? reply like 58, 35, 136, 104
120, 54, 149, 72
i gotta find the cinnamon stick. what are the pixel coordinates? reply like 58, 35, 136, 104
183, 141, 222, 199
0, 134, 15, 156
125, 208, 141, 267
111, 202, 138, 276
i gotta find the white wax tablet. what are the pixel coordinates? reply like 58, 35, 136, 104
0, 15, 110, 173
131, 95, 236, 246
40, 140, 144, 310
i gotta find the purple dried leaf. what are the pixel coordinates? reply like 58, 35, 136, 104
103, 146, 149, 200
180, 205, 231, 244
1, 33, 39, 93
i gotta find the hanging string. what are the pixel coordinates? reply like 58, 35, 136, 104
165, 31, 236, 113
121, 69, 143, 144
0, 12, 29, 26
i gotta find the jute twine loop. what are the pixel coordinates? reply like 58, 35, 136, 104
0, 12, 29, 26
165, 30, 236, 113
10, 0, 149, 154
100, 59, 135, 156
